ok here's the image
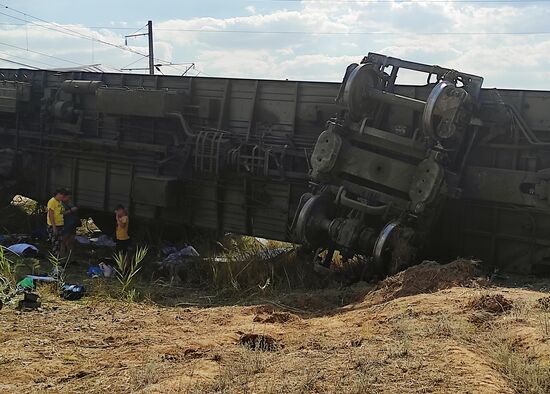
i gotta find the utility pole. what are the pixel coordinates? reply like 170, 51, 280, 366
147, 20, 154, 75
124, 21, 155, 74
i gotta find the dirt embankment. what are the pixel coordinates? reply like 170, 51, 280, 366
1, 260, 549, 393
363, 259, 483, 306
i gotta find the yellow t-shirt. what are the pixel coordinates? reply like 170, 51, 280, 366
116, 215, 129, 240
47, 197, 64, 226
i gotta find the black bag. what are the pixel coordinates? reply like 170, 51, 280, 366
60, 284, 85, 300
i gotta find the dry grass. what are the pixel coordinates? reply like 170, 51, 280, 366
492, 343, 550, 394
130, 361, 162, 390
2, 284, 544, 393
178, 235, 315, 293
0, 247, 549, 394
540, 312, 550, 338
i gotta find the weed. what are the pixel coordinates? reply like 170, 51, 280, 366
114, 246, 148, 300
427, 313, 476, 342
184, 347, 271, 393
540, 313, 550, 338
492, 343, 550, 394
385, 317, 411, 359
130, 361, 161, 390
48, 252, 69, 287
296, 366, 322, 392
335, 352, 379, 394
0, 246, 17, 287
386, 338, 410, 359
509, 298, 531, 321
125, 288, 139, 303
429, 314, 454, 337
537, 296, 550, 311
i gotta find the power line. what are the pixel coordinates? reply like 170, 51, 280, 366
272, 0, 550, 2
0, 7, 207, 75
3, 22, 549, 35
0, 49, 58, 68
0, 6, 152, 59
128, 23, 148, 37
0, 40, 84, 66
120, 55, 149, 70
0, 3, 184, 68
0, 5, 211, 75
0, 56, 39, 69
93, 28, 550, 35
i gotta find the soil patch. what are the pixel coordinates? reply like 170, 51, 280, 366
469, 294, 513, 314
364, 259, 482, 305
253, 311, 298, 324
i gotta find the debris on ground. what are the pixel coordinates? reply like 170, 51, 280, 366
16, 276, 35, 290
75, 235, 91, 245
468, 294, 513, 313
87, 263, 114, 278
87, 265, 103, 278
17, 292, 41, 311
60, 284, 85, 300
364, 259, 483, 305
155, 245, 201, 283
239, 333, 280, 351
88, 235, 115, 248
17, 275, 56, 291
6, 243, 38, 256
537, 296, 550, 311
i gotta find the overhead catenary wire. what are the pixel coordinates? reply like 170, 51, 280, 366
0, 6, 208, 76
120, 55, 150, 70
270, 0, 550, 2
2, 21, 550, 36
0, 3, 196, 70
0, 49, 58, 68
107, 29, 550, 35
0, 56, 39, 69
0, 7, 152, 59
0, 40, 84, 66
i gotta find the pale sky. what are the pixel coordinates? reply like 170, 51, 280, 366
1, 0, 550, 89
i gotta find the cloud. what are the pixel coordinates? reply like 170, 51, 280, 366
1, 1, 550, 88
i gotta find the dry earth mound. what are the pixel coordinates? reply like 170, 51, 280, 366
469, 294, 513, 314
364, 259, 483, 306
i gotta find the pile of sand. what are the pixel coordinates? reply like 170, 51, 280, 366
364, 259, 483, 305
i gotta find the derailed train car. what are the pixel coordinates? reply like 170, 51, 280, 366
0, 67, 333, 241
1, 53, 550, 274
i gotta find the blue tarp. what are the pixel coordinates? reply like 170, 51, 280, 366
7, 243, 38, 255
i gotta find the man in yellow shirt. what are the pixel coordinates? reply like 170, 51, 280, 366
47, 189, 67, 257
115, 204, 130, 254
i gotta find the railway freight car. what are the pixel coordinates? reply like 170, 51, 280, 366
1, 53, 550, 274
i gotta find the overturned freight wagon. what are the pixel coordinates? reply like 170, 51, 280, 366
1, 53, 550, 274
